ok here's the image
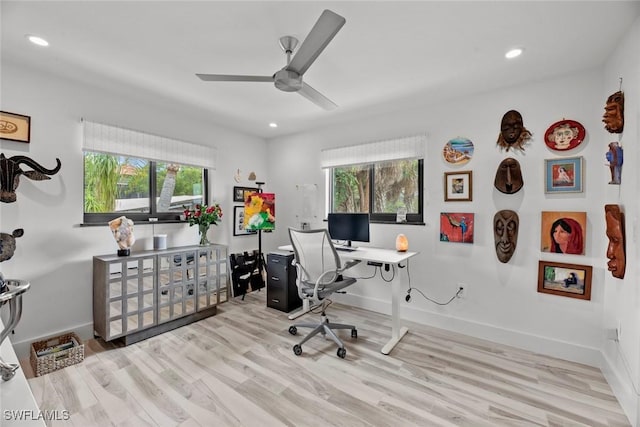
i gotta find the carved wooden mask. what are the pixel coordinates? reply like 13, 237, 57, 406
497, 110, 532, 152
602, 91, 624, 134
605, 204, 625, 279
494, 158, 523, 194
494, 210, 518, 263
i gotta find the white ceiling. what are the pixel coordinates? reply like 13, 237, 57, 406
2, 1, 639, 139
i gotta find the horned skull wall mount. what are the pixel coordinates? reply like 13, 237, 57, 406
0, 153, 62, 203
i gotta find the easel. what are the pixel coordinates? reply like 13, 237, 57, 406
231, 182, 266, 301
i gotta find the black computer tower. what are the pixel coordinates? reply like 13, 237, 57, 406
266, 251, 301, 312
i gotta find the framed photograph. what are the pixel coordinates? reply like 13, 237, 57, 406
537, 260, 592, 300
0, 111, 31, 143
541, 211, 586, 255
233, 206, 256, 236
440, 212, 474, 243
444, 171, 472, 201
545, 157, 583, 193
233, 186, 258, 203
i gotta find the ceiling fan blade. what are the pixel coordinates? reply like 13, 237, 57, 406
196, 74, 274, 82
298, 82, 338, 111
286, 9, 345, 76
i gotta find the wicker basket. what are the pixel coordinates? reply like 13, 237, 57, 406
30, 332, 84, 377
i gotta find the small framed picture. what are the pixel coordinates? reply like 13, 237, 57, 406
544, 157, 583, 193
537, 260, 592, 300
440, 212, 474, 243
0, 111, 31, 143
444, 171, 472, 201
233, 206, 256, 236
233, 186, 258, 203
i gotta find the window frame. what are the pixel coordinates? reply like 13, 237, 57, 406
83, 154, 209, 224
329, 158, 424, 224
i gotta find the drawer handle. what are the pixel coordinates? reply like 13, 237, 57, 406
271, 299, 280, 303
271, 277, 280, 281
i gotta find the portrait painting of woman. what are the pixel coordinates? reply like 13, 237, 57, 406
541, 211, 587, 255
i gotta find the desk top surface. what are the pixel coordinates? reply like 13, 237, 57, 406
277, 245, 418, 265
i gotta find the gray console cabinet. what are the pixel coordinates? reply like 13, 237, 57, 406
93, 244, 229, 345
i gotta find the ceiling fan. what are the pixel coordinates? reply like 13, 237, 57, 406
196, 9, 345, 111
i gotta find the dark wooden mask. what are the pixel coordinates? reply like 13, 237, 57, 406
494, 158, 523, 194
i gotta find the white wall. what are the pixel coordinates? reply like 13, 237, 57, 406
267, 18, 640, 424
600, 16, 640, 427
0, 60, 267, 356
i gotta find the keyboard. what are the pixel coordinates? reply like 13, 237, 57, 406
335, 246, 357, 252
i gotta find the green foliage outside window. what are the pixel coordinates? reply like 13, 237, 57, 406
332, 159, 421, 221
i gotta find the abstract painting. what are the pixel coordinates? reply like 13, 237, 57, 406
440, 212, 474, 243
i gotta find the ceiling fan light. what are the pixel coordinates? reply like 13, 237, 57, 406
26, 35, 49, 47
505, 48, 523, 59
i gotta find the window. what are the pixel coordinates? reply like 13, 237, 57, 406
330, 158, 423, 223
83, 152, 208, 223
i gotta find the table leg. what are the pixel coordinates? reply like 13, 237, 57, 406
381, 264, 408, 355
287, 298, 319, 320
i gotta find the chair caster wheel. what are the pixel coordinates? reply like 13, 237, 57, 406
288, 326, 297, 335
337, 348, 346, 359
351, 329, 357, 338
293, 344, 302, 356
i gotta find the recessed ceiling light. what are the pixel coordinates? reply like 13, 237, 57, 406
505, 48, 523, 59
26, 35, 49, 47
269, 122, 278, 128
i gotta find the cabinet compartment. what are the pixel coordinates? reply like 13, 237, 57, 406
94, 244, 229, 345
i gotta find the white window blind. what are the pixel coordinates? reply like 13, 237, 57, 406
82, 120, 217, 169
320, 134, 426, 169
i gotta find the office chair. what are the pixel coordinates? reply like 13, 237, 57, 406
287, 228, 360, 358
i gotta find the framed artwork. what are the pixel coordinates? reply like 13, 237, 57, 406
0, 111, 31, 143
440, 212, 474, 243
233, 186, 258, 203
541, 211, 586, 255
544, 119, 586, 151
444, 171, 472, 201
233, 206, 256, 236
442, 137, 474, 166
244, 192, 275, 231
544, 157, 583, 193
537, 260, 592, 300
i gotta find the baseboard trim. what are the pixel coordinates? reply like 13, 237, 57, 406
601, 344, 640, 427
335, 293, 602, 366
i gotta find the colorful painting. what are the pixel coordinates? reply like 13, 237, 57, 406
541, 211, 586, 255
443, 137, 474, 165
440, 212, 474, 243
544, 157, 583, 193
244, 192, 275, 231
537, 261, 592, 300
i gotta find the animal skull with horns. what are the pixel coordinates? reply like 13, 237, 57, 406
0, 153, 62, 203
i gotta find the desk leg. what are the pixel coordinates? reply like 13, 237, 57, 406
287, 298, 319, 320
381, 265, 409, 355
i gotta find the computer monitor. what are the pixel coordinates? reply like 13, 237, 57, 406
327, 213, 370, 247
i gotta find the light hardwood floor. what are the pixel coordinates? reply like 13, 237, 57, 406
23, 291, 630, 426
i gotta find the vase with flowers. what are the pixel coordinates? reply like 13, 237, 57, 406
183, 203, 223, 245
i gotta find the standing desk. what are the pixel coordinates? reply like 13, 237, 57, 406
278, 245, 418, 355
